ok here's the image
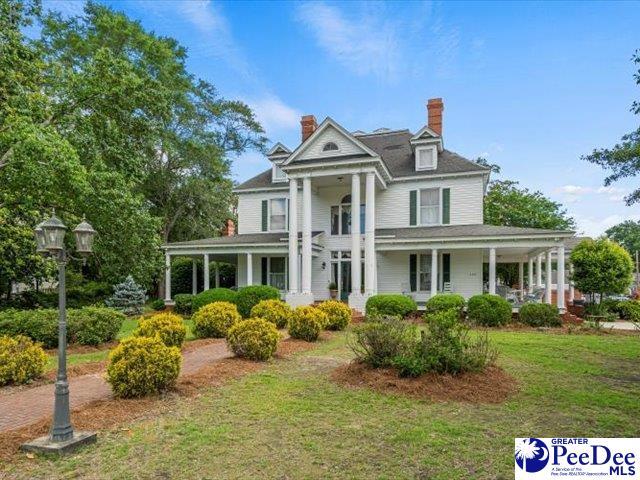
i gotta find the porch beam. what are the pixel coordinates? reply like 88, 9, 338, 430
364, 172, 376, 295
430, 249, 438, 298
246, 252, 253, 286
557, 245, 566, 310
301, 176, 312, 294
203, 253, 210, 291
288, 178, 299, 294
518, 260, 524, 300
528, 257, 534, 294
192, 259, 197, 295
545, 250, 552, 304
350, 173, 361, 297
489, 247, 496, 295
164, 252, 172, 302
536, 254, 543, 287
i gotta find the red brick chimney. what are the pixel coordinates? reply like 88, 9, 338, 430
427, 98, 444, 136
301, 115, 317, 142
221, 219, 235, 237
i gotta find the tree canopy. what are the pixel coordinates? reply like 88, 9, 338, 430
606, 220, 640, 258
583, 51, 640, 206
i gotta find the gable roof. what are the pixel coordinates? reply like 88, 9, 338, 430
267, 142, 291, 156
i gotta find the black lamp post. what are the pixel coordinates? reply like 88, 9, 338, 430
21, 211, 98, 454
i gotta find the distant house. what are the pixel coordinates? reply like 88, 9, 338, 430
163, 98, 575, 312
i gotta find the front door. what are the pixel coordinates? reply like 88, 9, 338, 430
340, 261, 351, 302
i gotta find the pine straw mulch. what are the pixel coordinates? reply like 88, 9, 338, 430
331, 362, 518, 404
0, 335, 328, 461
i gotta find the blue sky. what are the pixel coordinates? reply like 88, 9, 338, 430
44, 0, 640, 236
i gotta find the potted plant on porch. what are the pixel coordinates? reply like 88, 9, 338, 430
328, 282, 338, 300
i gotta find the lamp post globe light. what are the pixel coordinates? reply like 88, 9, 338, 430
21, 210, 98, 455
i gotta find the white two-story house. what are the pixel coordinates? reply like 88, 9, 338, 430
163, 98, 575, 312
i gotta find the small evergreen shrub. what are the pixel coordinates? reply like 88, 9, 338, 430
134, 312, 187, 348
348, 316, 416, 368
173, 294, 194, 316
106, 336, 181, 398
616, 301, 640, 322
250, 299, 292, 329
192, 302, 241, 338
226, 318, 280, 361
192, 288, 238, 313
519, 303, 561, 327
424, 294, 466, 317
105, 275, 147, 315
0, 335, 48, 386
0, 309, 59, 348
316, 301, 351, 330
288, 306, 328, 342
67, 307, 125, 345
236, 285, 280, 318
150, 298, 165, 311
467, 294, 512, 327
365, 294, 417, 318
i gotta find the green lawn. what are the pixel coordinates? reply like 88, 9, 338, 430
13, 329, 640, 479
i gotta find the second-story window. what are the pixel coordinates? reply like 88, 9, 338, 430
331, 194, 365, 235
272, 165, 286, 182
269, 198, 287, 231
420, 188, 440, 225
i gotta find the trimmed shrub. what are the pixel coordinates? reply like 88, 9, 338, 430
0, 309, 59, 348
250, 299, 292, 329
467, 294, 512, 327
236, 285, 280, 318
365, 294, 417, 318
0, 335, 48, 386
348, 316, 416, 368
316, 301, 351, 330
192, 302, 241, 338
226, 318, 280, 361
106, 336, 181, 398
616, 300, 640, 322
150, 298, 165, 311
424, 294, 466, 317
519, 303, 561, 327
173, 294, 194, 316
192, 288, 238, 313
67, 307, 125, 345
134, 312, 187, 348
288, 306, 328, 342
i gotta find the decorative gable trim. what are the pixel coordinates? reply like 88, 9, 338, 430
267, 142, 291, 156
410, 125, 443, 152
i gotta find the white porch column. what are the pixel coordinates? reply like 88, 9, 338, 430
214, 263, 220, 288
246, 252, 253, 286
536, 254, 543, 287
518, 260, 524, 300
350, 173, 361, 296
364, 172, 376, 296
301, 176, 312, 295
545, 250, 553, 304
203, 253, 210, 291
164, 251, 172, 302
288, 178, 299, 294
488, 248, 496, 295
557, 245, 566, 310
569, 264, 575, 304
430, 249, 438, 298
192, 259, 198, 295
528, 257, 534, 294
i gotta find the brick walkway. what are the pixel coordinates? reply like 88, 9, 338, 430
0, 340, 232, 433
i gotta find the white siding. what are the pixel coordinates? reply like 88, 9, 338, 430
237, 189, 297, 235
376, 251, 410, 294
297, 126, 366, 161
449, 249, 483, 299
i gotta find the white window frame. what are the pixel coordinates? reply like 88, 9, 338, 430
415, 145, 437, 171
330, 198, 365, 236
266, 256, 288, 291
272, 164, 287, 183
418, 187, 442, 226
268, 197, 288, 232
415, 252, 443, 293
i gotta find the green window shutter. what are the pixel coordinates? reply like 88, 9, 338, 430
261, 200, 268, 232
442, 188, 450, 224
409, 254, 417, 292
261, 257, 268, 285
443, 253, 451, 284
409, 190, 417, 226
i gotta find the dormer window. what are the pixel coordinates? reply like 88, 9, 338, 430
322, 142, 339, 152
416, 146, 437, 171
272, 164, 286, 182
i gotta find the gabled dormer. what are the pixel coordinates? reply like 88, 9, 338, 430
410, 98, 445, 172
267, 142, 291, 183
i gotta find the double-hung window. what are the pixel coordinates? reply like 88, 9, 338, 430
268, 257, 287, 291
330, 194, 365, 235
419, 188, 440, 225
418, 253, 432, 291
269, 198, 287, 231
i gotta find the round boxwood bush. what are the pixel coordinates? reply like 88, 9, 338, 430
288, 306, 328, 342
424, 294, 466, 317
192, 288, 238, 313
365, 294, 417, 318
316, 300, 351, 330
67, 307, 125, 346
236, 285, 281, 318
226, 318, 280, 361
250, 299, 292, 329
617, 300, 640, 322
106, 336, 181, 398
150, 298, 165, 311
134, 312, 187, 348
519, 303, 561, 327
467, 294, 512, 327
173, 294, 194, 316
192, 301, 241, 338
0, 335, 48, 386
0, 309, 59, 348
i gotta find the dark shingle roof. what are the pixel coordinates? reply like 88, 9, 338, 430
375, 224, 574, 239
164, 231, 324, 247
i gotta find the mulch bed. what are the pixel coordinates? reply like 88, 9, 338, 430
331, 362, 518, 404
0, 336, 327, 461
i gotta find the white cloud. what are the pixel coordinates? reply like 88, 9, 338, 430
556, 184, 628, 202
249, 95, 302, 134
556, 185, 592, 195
295, 2, 401, 81
574, 214, 640, 238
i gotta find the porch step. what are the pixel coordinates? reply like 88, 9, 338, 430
351, 309, 365, 323
562, 311, 583, 325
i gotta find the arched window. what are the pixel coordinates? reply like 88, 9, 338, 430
330, 194, 365, 235
323, 142, 339, 152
